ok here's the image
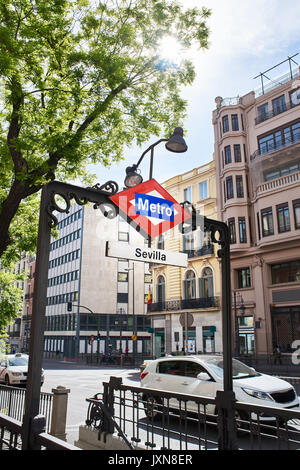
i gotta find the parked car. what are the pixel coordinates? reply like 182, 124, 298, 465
0, 353, 45, 386
140, 355, 300, 422
139, 359, 153, 373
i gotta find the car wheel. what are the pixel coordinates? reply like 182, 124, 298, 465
143, 395, 162, 421
235, 410, 249, 435
5, 375, 11, 386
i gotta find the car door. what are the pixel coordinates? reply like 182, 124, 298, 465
153, 359, 187, 410
176, 360, 219, 416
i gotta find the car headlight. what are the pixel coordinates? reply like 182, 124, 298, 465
242, 388, 274, 401
11, 372, 22, 376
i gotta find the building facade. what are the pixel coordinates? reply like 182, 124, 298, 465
213, 65, 300, 355
43, 202, 152, 359
149, 160, 222, 357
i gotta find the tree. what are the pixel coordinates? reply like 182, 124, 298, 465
0, 0, 211, 328
0, 0, 211, 262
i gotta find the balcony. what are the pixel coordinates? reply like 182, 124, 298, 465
255, 100, 300, 125
182, 245, 214, 259
148, 296, 220, 313
256, 170, 300, 197
250, 131, 300, 161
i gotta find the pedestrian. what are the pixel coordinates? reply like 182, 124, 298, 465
125, 346, 129, 356
56, 349, 60, 359
273, 345, 282, 365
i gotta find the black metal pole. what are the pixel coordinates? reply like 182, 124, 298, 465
22, 185, 51, 449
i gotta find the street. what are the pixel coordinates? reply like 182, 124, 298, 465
41, 359, 300, 450
41, 358, 141, 445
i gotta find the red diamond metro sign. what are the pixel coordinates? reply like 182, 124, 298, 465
109, 179, 191, 239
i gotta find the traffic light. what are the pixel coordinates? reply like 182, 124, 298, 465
97, 333, 101, 341
67, 301, 72, 312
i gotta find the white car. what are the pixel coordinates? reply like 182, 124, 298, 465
0, 354, 45, 386
140, 355, 300, 422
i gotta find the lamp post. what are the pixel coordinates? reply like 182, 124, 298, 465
125, 264, 136, 363
124, 127, 187, 188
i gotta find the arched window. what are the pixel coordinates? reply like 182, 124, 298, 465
199, 267, 214, 298
184, 270, 196, 299
157, 275, 165, 303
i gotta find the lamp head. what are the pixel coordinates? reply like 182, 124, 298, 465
124, 165, 143, 188
165, 127, 188, 153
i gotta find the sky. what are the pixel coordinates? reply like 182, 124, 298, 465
88, 0, 300, 190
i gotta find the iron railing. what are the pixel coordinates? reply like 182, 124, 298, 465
255, 100, 300, 125
0, 385, 53, 433
85, 376, 300, 451
0, 413, 80, 450
250, 131, 300, 160
149, 296, 220, 313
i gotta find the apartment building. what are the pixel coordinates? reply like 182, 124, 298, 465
213, 64, 300, 355
149, 160, 222, 357
44, 202, 152, 359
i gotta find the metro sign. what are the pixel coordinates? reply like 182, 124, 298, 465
109, 179, 191, 239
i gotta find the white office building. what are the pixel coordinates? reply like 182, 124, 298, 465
44, 202, 152, 359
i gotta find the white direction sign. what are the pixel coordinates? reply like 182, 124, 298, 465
106, 241, 188, 268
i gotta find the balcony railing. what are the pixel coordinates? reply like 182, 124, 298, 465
182, 245, 214, 259
149, 296, 220, 313
256, 170, 300, 196
255, 100, 300, 125
250, 132, 300, 161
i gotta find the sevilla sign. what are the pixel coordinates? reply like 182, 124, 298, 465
109, 179, 191, 239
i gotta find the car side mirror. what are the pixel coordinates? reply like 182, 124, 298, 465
197, 372, 211, 381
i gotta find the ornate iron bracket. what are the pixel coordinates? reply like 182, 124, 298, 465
45, 180, 119, 228
178, 201, 230, 259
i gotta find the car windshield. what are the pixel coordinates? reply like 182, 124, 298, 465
205, 358, 260, 379
8, 357, 28, 367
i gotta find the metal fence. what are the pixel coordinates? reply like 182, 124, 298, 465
85, 376, 300, 451
0, 413, 79, 450
0, 384, 53, 433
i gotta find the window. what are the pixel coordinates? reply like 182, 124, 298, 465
234, 144, 241, 162
184, 270, 196, 299
118, 232, 129, 241
224, 145, 231, 164
272, 95, 286, 115
157, 275, 165, 303
261, 207, 274, 236
271, 260, 300, 284
237, 268, 251, 288
117, 292, 128, 303
290, 88, 300, 107
236, 175, 244, 198
199, 180, 208, 200
222, 115, 229, 133
293, 199, 300, 229
231, 114, 239, 131
228, 218, 236, 244
276, 203, 290, 233
182, 232, 194, 255
200, 267, 214, 298
238, 217, 247, 243
257, 103, 269, 123
226, 177, 234, 199
258, 120, 300, 156
183, 186, 192, 203
157, 234, 164, 250
257, 212, 261, 240
118, 272, 128, 282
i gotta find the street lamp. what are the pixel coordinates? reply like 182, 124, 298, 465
124, 127, 187, 188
